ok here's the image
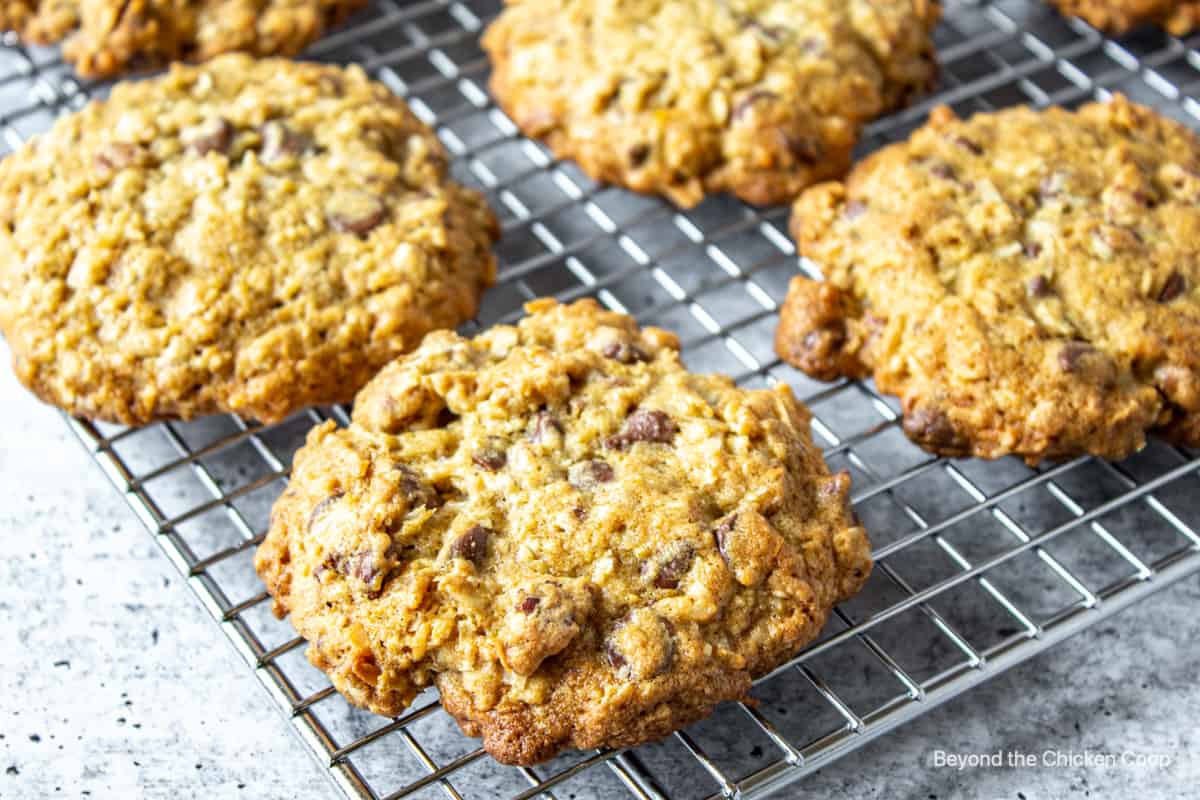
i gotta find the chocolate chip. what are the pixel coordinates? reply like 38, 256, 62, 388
95, 142, 148, 170
929, 162, 957, 180
732, 90, 778, 122
347, 552, 380, 584
600, 340, 648, 363
901, 407, 958, 448
449, 525, 490, 565
784, 132, 822, 163
307, 491, 344, 532
954, 135, 983, 156
260, 120, 311, 163
1057, 340, 1095, 372
472, 447, 506, 471
568, 459, 614, 490
394, 464, 440, 509
643, 543, 694, 589
1159, 272, 1186, 303
518, 596, 540, 614
605, 610, 674, 681
605, 641, 628, 671
1024, 241, 1043, 259
328, 191, 386, 236
1027, 275, 1052, 297
321, 550, 382, 585
713, 514, 737, 558
186, 117, 234, 156
843, 199, 867, 220
527, 411, 563, 444
606, 409, 676, 449
628, 144, 651, 167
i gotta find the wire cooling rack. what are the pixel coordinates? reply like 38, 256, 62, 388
2, 0, 1198, 797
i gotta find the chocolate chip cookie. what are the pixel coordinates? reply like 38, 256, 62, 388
1049, 0, 1200, 34
0, 0, 367, 77
775, 96, 1200, 463
482, 0, 941, 208
255, 298, 872, 764
0, 54, 498, 424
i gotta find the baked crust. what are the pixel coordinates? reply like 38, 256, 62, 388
776, 97, 1200, 463
0, 0, 367, 77
256, 298, 872, 764
0, 55, 498, 424
1050, 0, 1200, 34
482, 0, 941, 208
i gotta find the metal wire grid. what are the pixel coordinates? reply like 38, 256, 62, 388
0, 0, 1198, 797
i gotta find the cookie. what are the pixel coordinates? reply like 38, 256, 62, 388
255, 298, 872, 765
1049, 0, 1200, 34
481, 0, 941, 208
0, 54, 498, 425
0, 0, 367, 77
775, 96, 1200, 464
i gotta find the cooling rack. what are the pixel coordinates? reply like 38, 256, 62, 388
2, 0, 1198, 797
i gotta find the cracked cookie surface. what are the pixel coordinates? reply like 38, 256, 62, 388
1049, 0, 1200, 35
0, 54, 497, 424
775, 97, 1200, 463
255, 298, 871, 764
0, 0, 367, 77
482, 0, 940, 207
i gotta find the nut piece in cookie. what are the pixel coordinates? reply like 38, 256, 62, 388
255, 298, 872, 764
0, 55, 499, 425
481, 0, 941, 207
775, 96, 1200, 463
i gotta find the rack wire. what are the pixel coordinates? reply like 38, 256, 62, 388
1, 0, 1198, 797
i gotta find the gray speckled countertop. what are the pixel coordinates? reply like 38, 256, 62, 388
1, 349, 1197, 800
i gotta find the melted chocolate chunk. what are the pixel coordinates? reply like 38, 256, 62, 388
902, 407, 958, 448
328, 191, 386, 236
527, 411, 563, 444
1057, 340, 1096, 372
186, 117, 234, 156
954, 135, 983, 156
643, 543, 694, 590
260, 120, 311, 163
472, 447, 507, 471
600, 340, 648, 364
1159, 271, 1186, 303
1027, 275, 1051, 297
450, 525, 491, 565
568, 459, 614, 490
307, 491, 345, 532
606, 410, 676, 449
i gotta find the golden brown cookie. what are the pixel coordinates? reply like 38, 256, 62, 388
256, 298, 872, 764
0, 54, 498, 424
0, 0, 367, 77
775, 96, 1200, 464
1050, 0, 1200, 34
482, 0, 941, 208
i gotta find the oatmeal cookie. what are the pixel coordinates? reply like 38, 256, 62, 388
1050, 0, 1200, 35
775, 96, 1200, 463
482, 0, 941, 207
0, 0, 367, 77
256, 298, 872, 764
0, 54, 498, 424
